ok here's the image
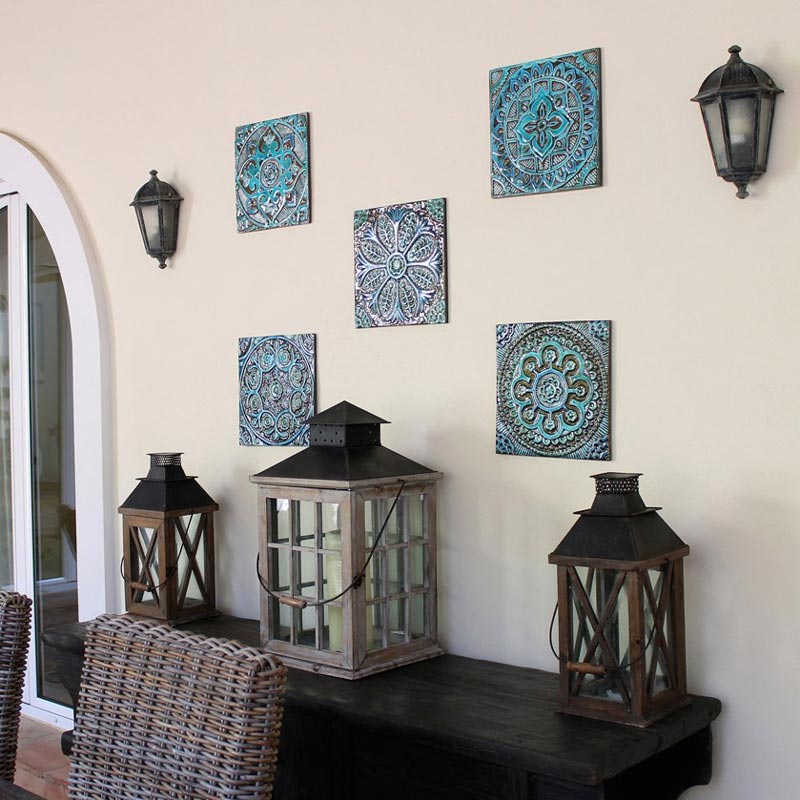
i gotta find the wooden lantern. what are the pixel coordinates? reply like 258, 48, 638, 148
119, 452, 219, 624
549, 473, 690, 727
251, 401, 443, 679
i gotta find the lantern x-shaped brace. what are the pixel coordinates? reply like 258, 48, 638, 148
643, 564, 676, 695
174, 515, 212, 609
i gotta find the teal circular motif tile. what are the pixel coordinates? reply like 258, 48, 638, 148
235, 113, 310, 231
239, 334, 316, 446
490, 49, 600, 197
496, 321, 610, 460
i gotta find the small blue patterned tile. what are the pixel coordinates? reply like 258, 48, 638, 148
490, 49, 601, 197
235, 113, 310, 232
496, 321, 610, 460
239, 334, 316, 446
354, 198, 447, 328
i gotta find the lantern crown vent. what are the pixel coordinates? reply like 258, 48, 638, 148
252, 401, 440, 486
307, 401, 387, 448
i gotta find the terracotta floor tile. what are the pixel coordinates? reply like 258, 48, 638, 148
14, 769, 47, 795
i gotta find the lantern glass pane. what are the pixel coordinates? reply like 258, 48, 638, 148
411, 592, 427, 639
272, 498, 291, 543
321, 503, 340, 545
139, 204, 162, 251
160, 203, 179, 253
386, 498, 403, 545
410, 543, 427, 589
569, 567, 632, 703
724, 95, 757, 169
298, 550, 317, 599
367, 601, 385, 651
321, 539, 344, 651
297, 500, 317, 545
387, 547, 406, 595
701, 100, 729, 170
322, 605, 342, 652
408, 494, 427, 541
271, 544, 290, 592
297, 604, 315, 646
129, 524, 160, 607
645, 567, 673, 697
756, 95, 774, 171
176, 514, 206, 610
272, 598, 291, 642
365, 547, 385, 601
388, 598, 407, 645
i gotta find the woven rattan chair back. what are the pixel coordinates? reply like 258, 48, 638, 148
0, 591, 32, 784
68, 615, 287, 800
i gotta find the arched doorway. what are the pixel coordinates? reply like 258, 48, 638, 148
0, 133, 114, 724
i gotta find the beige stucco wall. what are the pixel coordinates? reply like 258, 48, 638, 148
2, 0, 799, 796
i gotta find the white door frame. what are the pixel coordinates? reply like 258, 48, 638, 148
0, 133, 115, 724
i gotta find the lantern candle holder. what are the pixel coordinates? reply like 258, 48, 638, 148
252, 401, 443, 679
549, 473, 690, 727
119, 453, 219, 624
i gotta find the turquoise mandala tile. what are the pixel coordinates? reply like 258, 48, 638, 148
239, 334, 316, 446
496, 321, 610, 460
354, 198, 447, 328
490, 49, 601, 197
235, 113, 310, 231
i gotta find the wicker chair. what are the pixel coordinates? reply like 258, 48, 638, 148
0, 591, 32, 784
57, 614, 285, 800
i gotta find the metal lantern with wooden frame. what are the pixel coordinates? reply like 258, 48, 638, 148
549, 473, 690, 727
252, 401, 443, 679
119, 453, 219, 624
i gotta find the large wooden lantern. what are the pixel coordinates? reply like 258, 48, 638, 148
549, 473, 690, 727
251, 401, 443, 679
119, 453, 219, 624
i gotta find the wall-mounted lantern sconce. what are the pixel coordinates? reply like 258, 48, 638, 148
130, 170, 183, 268
691, 45, 782, 199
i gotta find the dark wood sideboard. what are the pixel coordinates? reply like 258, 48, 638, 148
44, 616, 721, 800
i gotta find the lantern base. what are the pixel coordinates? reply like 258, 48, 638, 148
557, 694, 692, 728
264, 642, 445, 680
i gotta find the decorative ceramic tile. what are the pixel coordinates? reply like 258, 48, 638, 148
490, 49, 601, 197
354, 198, 447, 328
235, 113, 310, 232
496, 321, 610, 460
239, 334, 316, 446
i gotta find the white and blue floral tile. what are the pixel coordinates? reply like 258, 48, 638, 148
354, 198, 447, 328
490, 49, 601, 197
239, 334, 316, 446
235, 112, 310, 232
496, 321, 610, 460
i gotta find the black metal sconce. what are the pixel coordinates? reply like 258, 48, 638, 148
691, 45, 782, 199
131, 170, 183, 268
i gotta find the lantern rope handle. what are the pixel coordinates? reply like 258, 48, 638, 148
119, 514, 193, 593
547, 589, 659, 675
255, 480, 406, 610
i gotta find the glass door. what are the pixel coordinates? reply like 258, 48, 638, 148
0, 190, 77, 719
0, 201, 12, 592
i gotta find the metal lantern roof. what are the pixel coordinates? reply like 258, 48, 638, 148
130, 170, 184, 207
119, 453, 217, 514
692, 45, 782, 103
252, 401, 439, 485
549, 473, 688, 565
